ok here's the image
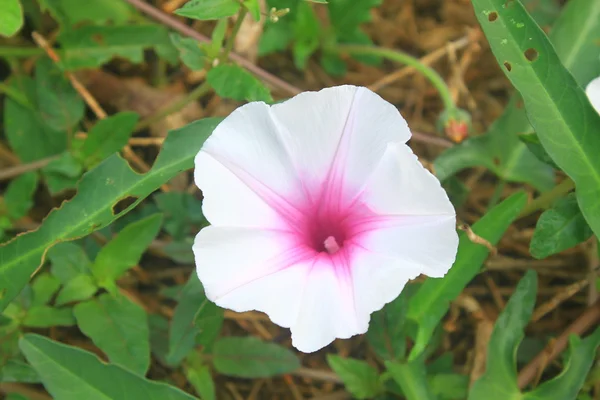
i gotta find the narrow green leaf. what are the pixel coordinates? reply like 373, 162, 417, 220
23, 306, 76, 328
407, 192, 527, 359
3, 173, 38, 221
174, 0, 241, 21
0, 359, 40, 383
55, 274, 97, 306
184, 359, 216, 400
0, 0, 23, 37
19, 334, 198, 400
471, 0, 600, 238
35, 56, 85, 131
525, 328, 600, 400
30, 273, 60, 307
212, 337, 300, 378
74, 293, 150, 375
167, 274, 223, 366
48, 242, 92, 284
291, 1, 320, 69
327, 355, 382, 399
468, 270, 538, 400
530, 193, 593, 259
93, 213, 162, 286
428, 374, 468, 400
170, 33, 206, 71
386, 359, 437, 400
243, 0, 260, 20
207, 64, 273, 102
81, 112, 140, 167
0, 118, 221, 312
44, 0, 133, 25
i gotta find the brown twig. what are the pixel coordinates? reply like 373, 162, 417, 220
517, 300, 600, 389
0, 155, 58, 181
531, 279, 589, 322
293, 367, 343, 384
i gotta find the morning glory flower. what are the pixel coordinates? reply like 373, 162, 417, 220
193, 85, 458, 353
587, 76, 600, 115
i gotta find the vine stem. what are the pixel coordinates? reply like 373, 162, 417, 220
220, 7, 248, 64
335, 44, 456, 112
518, 178, 575, 218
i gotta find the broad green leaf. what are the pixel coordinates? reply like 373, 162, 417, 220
328, 0, 381, 36
167, 274, 223, 366
58, 25, 174, 70
468, 270, 538, 400
429, 374, 468, 400
19, 334, 198, 400
164, 239, 195, 264
155, 192, 204, 240
41, 151, 84, 195
207, 64, 273, 102
212, 337, 300, 378
35, 56, 85, 131
93, 213, 162, 287
4, 77, 67, 162
0, 359, 40, 383
43, 0, 132, 26
259, 21, 294, 56
170, 33, 206, 71
23, 306, 76, 327
243, 0, 260, 20
0, 0, 23, 37
74, 293, 150, 375
48, 242, 92, 283
530, 193, 593, 259
291, 1, 320, 69
327, 355, 382, 399
55, 274, 97, 306
174, 0, 241, 21
0, 118, 221, 312
407, 192, 527, 359
81, 112, 140, 167
30, 273, 60, 306
3, 172, 38, 220
519, 132, 557, 168
525, 328, 600, 400
366, 284, 418, 360
386, 360, 437, 400
472, 0, 600, 238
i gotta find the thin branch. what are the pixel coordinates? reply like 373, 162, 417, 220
0, 156, 58, 181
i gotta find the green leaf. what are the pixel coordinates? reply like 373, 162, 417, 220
174, 0, 241, 21
434, 96, 554, 192
167, 274, 223, 366
170, 33, 206, 70
0, 0, 23, 37
366, 284, 418, 360
327, 0, 381, 37
525, 328, 600, 400
74, 293, 150, 375
184, 356, 216, 400
530, 193, 593, 259
519, 132, 558, 168
327, 355, 382, 399
207, 64, 273, 102
243, 0, 260, 20
212, 337, 300, 378
42, 152, 84, 195
3, 172, 38, 221
386, 359, 437, 400
155, 192, 204, 240
429, 374, 468, 400
80, 112, 139, 167
48, 242, 92, 284
0, 359, 40, 383
58, 25, 175, 70
55, 274, 97, 306
164, 239, 195, 264
30, 273, 60, 306
35, 56, 85, 131
259, 20, 294, 56
291, 1, 320, 69
472, 0, 600, 239
93, 213, 163, 287
4, 77, 67, 162
0, 117, 221, 312
468, 270, 538, 400
43, 0, 133, 26
19, 334, 198, 400
23, 306, 76, 327
407, 192, 527, 360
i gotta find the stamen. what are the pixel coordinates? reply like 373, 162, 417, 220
323, 236, 341, 254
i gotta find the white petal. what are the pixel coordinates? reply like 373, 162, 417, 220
357, 143, 458, 277
586, 76, 600, 115
193, 226, 312, 328
270, 85, 411, 196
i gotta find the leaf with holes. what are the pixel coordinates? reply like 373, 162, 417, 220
530, 193, 593, 259
80, 112, 140, 167
407, 192, 527, 360
174, 0, 240, 20
19, 334, 198, 400
0, 117, 221, 312
167, 274, 223, 366
212, 337, 300, 378
74, 293, 150, 375
207, 64, 273, 103
472, 0, 600, 239
327, 355, 383, 399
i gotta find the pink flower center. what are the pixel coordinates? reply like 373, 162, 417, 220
302, 208, 350, 254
